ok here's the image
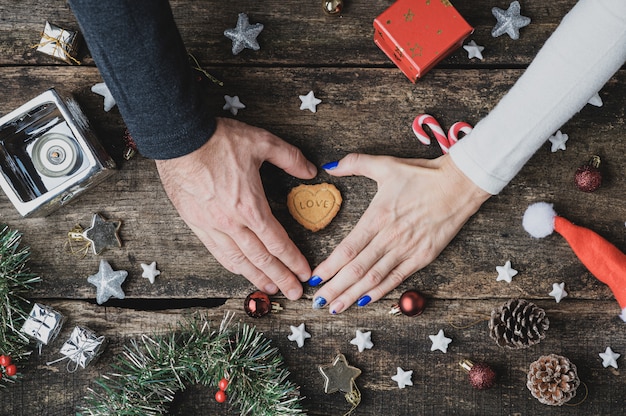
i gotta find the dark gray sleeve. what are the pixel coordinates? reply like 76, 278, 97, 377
68, 0, 216, 159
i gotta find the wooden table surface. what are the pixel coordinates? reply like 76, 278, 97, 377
0, 0, 625, 415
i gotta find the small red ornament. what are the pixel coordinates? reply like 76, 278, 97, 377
389, 290, 426, 317
215, 389, 227, 403
0, 355, 10, 367
218, 377, 229, 391
4, 364, 16, 377
574, 155, 602, 192
244, 291, 282, 318
459, 359, 496, 390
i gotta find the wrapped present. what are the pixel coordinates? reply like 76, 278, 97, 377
373, 0, 473, 82
50, 326, 105, 371
35, 21, 80, 64
20, 303, 65, 345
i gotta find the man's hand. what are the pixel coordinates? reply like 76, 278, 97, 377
155, 117, 317, 300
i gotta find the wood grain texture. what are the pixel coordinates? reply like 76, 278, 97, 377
0, 0, 624, 414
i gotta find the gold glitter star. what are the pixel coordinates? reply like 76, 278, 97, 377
318, 354, 361, 394
404, 9, 414, 21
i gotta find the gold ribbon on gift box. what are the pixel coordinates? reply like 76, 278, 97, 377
33, 21, 81, 65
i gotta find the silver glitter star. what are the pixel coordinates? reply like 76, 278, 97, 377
491, 1, 531, 40
87, 259, 127, 304
83, 213, 122, 255
224, 13, 264, 55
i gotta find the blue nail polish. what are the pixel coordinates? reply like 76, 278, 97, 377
356, 295, 371, 307
312, 296, 327, 309
308, 275, 323, 287
321, 161, 339, 170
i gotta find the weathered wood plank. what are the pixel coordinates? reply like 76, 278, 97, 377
1, 299, 624, 415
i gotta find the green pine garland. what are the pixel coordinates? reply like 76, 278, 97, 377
0, 224, 40, 378
78, 313, 306, 415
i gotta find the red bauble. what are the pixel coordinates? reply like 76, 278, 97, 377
244, 291, 271, 318
0, 355, 11, 367
575, 155, 602, 192
4, 364, 16, 377
215, 389, 227, 403
398, 290, 426, 317
460, 360, 496, 390
218, 378, 229, 391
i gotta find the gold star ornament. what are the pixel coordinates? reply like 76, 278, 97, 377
318, 353, 362, 415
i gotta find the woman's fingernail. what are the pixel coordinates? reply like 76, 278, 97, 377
322, 161, 339, 170
308, 275, 323, 287
330, 301, 345, 315
356, 295, 371, 307
264, 283, 278, 294
312, 296, 327, 309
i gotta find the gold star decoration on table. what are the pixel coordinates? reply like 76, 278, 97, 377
318, 353, 361, 415
82, 213, 122, 255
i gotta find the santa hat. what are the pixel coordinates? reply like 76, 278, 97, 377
523, 202, 626, 321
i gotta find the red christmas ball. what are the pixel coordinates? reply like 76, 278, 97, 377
215, 389, 227, 403
461, 360, 496, 390
398, 290, 426, 317
575, 155, 602, 192
4, 364, 16, 377
244, 291, 272, 318
0, 355, 11, 367
218, 378, 229, 391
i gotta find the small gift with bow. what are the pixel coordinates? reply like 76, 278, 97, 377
48, 326, 105, 372
20, 303, 65, 346
35, 21, 81, 64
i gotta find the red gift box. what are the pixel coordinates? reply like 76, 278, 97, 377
374, 0, 473, 82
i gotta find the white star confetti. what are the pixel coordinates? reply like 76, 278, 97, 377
223, 13, 264, 55
587, 92, 603, 107
141, 261, 160, 284
299, 91, 322, 113
391, 367, 413, 389
223, 95, 246, 115
287, 323, 311, 348
599, 347, 620, 369
496, 260, 518, 283
620, 307, 626, 323
463, 40, 485, 60
429, 329, 452, 353
91, 82, 116, 112
350, 330, 373, 352
549, 282, 567, 303
87, 259, 127, 305
548, 130, 568, 152
491, 1, 531, 40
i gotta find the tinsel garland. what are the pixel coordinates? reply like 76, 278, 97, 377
78, 313, 306, 415
0, 224, 40, 384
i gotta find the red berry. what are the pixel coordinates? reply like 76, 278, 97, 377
215, 390, 227, 403
0, 355, 11, 367
4, 364, 16, 377
218, 378, 229, 391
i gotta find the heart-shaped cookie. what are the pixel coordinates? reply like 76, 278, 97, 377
287, 183, 342, 232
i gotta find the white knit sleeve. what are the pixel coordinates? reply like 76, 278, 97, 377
449, 0, 626, 195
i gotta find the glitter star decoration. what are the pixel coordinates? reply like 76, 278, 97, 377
82, 213, 122, 255
549, 282, 568, 303
391, 367, 413, 389
463, 40, 485, 60
141, 261, 160, 284
287, 323, 311, 348
91, 82, 116, 112
548, 130, 568, 152
223, 95, 246, 115
491, 1, 531, 40
599, 346, 620, 369
87, 259, 128, 305
224, 13, 264, 55
496, 260, 518, 283
429, 329, 452, 353
319, 353, 362, 394
299, 91, 322, 113
350, 330, 374, 352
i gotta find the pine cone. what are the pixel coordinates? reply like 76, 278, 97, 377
489, 299, 549, 349
527, 354, 580, 406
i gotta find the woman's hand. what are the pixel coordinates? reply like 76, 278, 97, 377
308, 153, 490, 313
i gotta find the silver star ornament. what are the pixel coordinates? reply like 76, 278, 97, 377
82, 213, 122, 255
491, 1, 531, 40
224, 13, 264, 55
87, 259, 127, 304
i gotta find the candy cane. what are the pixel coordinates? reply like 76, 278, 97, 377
411, 114, 450, 153
447, 121, 473, 146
